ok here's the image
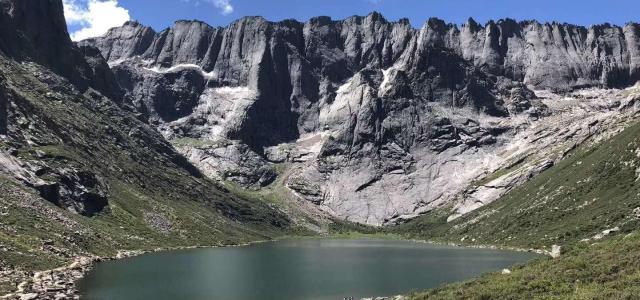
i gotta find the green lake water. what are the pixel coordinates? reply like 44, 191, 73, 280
78, 239, 539, 300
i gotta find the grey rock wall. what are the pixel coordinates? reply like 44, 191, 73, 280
80, 12, 640, 225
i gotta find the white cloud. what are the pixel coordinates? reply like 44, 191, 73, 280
63, 0, 131, 41
209, 0, 233, 15
179, 0, 234, 16
180, 0, 202, 7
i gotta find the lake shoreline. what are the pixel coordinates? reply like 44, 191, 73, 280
0, 235, 550, 300
0, 239, 271, 300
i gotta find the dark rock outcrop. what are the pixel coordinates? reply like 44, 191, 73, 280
0, 0, 78, 78
33, 169, 109, 217
0, 78, 6, 135
112, 64, 208, 124
0, 0, 123, 100
78, 45, 125, 102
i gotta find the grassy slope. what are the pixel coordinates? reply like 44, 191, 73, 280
391, 118, 640, 298
0, 53, 299, 290
409, 232, 640, 300
394, 121, 640, 249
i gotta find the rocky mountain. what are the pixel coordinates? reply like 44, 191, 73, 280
80, 13, 640, 226
2, 1, 640, 298
0, 1, 297, 291
0, 0, 123, 101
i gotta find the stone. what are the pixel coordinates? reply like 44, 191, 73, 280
551, 245, 562, 258
19, 293, 38, 300
54, 293, 68, 300
30, 169, 109, 217
34, 150, 46, 159
593, 227, 621, 240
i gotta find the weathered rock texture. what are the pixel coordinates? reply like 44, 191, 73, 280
81, 13, 640, 225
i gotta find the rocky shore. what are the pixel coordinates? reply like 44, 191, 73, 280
0, 237, 552, 300
0, 249, 185, 300
0, 256, 97, 300
0, 240, 268, 300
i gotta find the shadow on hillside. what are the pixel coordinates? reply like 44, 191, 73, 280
0, 91, 6, 135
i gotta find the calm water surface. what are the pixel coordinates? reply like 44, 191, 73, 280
78, 239, 539, 300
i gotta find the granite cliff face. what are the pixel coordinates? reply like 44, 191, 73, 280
81, 13, 640, 225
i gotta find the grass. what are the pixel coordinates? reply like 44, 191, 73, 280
0, 54, 299, 287
393, 119, 640, 298
170, 137, 228, 148
0, 177, 76, 271
408, 232, 640, 299
394, 120, 640, 249
471, 156, 528, 187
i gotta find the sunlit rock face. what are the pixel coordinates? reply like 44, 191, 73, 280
81, 13, 640, 225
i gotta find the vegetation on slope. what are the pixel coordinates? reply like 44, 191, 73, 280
0, 52, 297, 290
390, 114, 640, 298
409, 232, 640, 299
393, 120, 640, 249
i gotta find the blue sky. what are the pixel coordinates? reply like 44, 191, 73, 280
64, 0, 640, 41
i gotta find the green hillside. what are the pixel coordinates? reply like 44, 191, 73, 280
0, 52, 299, 283
394, 113, 640, 299
395, 120, 640, 249
409, 232, 640, 299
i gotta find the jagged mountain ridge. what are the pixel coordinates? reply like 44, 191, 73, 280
85, 15, 640, 131
87, 14, 640, 92
81, 13, 640, 225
